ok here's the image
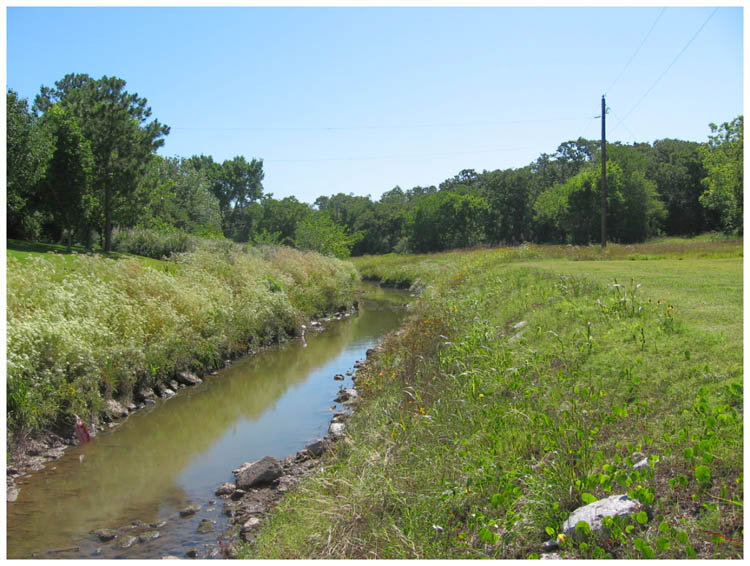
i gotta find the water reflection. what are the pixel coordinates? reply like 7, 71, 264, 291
7, 286, 405, 558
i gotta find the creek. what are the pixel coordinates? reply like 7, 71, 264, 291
6, 283, 408, 559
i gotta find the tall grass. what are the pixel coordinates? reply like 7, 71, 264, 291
247, 237, 742, 559
7, 243, 357, 442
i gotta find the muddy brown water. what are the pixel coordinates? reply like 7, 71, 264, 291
6, 284, 409, 559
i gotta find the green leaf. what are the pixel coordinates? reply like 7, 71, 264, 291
545, 526, 555, 537
656, 537, 671, 551
478, 527, 499, 545
581, 492, 597, 504
635, 511, 649, 525
695, 465, 712, 483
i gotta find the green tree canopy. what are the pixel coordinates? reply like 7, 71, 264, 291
34, 74, 170, 251
699, 116, 743, 234
295, 211, 362, 259
7, 89, 52, 240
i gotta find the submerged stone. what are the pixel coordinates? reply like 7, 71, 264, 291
179, 504, 202, 517
91, 528, 118, 542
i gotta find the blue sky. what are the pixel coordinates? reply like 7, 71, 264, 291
6, 5, 743, 204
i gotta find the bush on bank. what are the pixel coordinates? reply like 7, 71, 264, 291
7, 242, 357, 443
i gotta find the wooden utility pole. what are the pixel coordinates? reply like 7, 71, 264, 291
600, 95, 607, 248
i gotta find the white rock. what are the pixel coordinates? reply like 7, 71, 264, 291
328, 422, 346, 438
561, 494, 642, 536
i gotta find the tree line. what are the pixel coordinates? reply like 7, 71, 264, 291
7, 73, 743, 258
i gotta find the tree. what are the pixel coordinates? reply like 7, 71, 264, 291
483, 167, 538, 244
137, 156, 222, 236
258, 196, 311, 245
37, 104, 96, 250
34, 74, 169, 251
7, 89, 51, 240
407, 191, 489, 252
439, 169, 480, 191
649, 139, 714, 235
699, 116, 743, 234
534, 163, 664, 245
294, 211, 362, 259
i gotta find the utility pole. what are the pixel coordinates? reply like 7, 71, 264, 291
600, 95, 608, 248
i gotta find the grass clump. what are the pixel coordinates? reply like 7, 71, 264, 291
245, 236, 742, 559
7, 242, 357, 447
110, 226, 201, 259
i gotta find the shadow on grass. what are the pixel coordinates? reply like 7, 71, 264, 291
6, 239, 174, 273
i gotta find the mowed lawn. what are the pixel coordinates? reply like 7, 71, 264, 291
525, 257, 742, 338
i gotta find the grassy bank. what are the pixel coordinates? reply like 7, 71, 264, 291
7, 239, 358, 446
245, 237, 742, 559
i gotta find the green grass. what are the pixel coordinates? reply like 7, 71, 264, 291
7, 238, 172, 273
7, 240, 358, 445
245, 236, 742, 559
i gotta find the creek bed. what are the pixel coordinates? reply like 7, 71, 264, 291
6, 284, 408, 559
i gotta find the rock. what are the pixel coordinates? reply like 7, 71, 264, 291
186, 548, 199, 558
561, 494, 642, 536
162, 555, 181, 560
230, 489, 246, 501
222, 502, 240, 517
305, 440, 325, 458
331, 411, 349, 423
241, 517, 261, 532
106, 399, 129, 419
138, 531, 160, 543
235, 456, 283, 490
333, 374, 345, 381
334, 388, 358, 403
512, 320, 528, 330
158, 387, 176, 399
215, 482, 236, 496
92, 528, 118, 542
45, 447, 66, 460
124, 401, 137, 411
150, 520, 168, 529
179, 504, 202, 517
131, 520, 150, 528
168, 380, 180, 390
540, 552, 561, 560
197, 519, 215, 534
366, 348, 376, 358
7, 487, 20, 502
328, 422, 346, 438
115, 535, 138, 549
175, 371, 202, 386
136, 387, 157, 402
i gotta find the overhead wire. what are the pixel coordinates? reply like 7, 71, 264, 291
265, 145, 536, 163
611, 7, 720, 135
604, 7, 666, 97
171, 116, 586, 133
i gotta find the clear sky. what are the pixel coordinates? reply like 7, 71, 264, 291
5, 4, 744, 204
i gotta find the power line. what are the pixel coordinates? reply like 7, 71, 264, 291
265, 145, 536, 164
604, 7, 666, 97
171, 116, 587, 133
612, 7, 719, 134
608, 107, 639, 142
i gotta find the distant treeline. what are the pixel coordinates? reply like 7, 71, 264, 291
8, 73, 743, 258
